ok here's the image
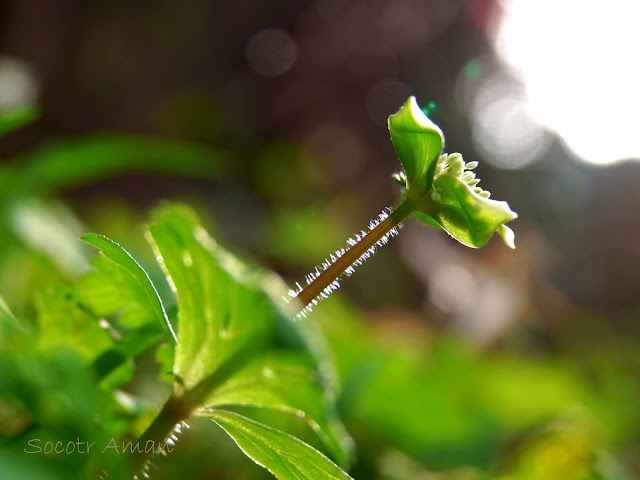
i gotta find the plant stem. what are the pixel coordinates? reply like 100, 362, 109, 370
130, 395, 188, 473
296, 198, 414, 310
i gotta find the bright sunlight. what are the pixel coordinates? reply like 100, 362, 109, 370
492, 0, 640, 165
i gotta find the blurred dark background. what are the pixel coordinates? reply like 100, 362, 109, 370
2, 0, 639, 478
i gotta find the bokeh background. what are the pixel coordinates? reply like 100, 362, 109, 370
2, 1, 640, 479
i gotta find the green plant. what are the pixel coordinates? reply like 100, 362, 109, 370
292, 97, 517, 315
0, 98, 518, 479
1, 203, 354, 479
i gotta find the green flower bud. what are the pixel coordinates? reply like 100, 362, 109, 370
387, 98, 518, 249
388, 96, 444, 200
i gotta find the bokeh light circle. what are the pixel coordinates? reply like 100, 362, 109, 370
0, 56, 39, 110
246, 28, 297, 77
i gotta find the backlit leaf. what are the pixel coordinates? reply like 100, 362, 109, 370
146, 204, 275, 390
416, 175, 518, 248
81, 233, 176, 343
34, 285, 113, 361
199, 352, 351, 466
146, 204, 353, 467
388, 96, 444, 198
206, 409, 353, 480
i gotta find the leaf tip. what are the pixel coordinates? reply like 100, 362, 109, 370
80, 232, 102, 246
388, 96, 444, 141
498, 224, 516, 249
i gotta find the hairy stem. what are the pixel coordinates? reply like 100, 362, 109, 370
295, 198, 414, 310
130, 395, 188, 474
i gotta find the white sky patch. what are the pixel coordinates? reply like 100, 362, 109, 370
492, 0, 640, 165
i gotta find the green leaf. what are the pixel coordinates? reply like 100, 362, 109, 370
0, 292, 27, 334
388, 96, 444, 198
155, 342, 176, 384
146, 204, 275, 390
206, 409, 353, 480
81, 233, 177, 343
0, 347, 127, 478
34, 285, 113, 361
198, 352, 351, 466
77, 251, 156, 330
416, 174, 518, 248
0, 105, 39, 137
89, 324, 162, 383
98, 356, 136, 391
146, 204, 353, 466
7, 134, 232, 197
412, 211, 442, 229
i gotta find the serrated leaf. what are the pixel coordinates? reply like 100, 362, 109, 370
206, 409, 353, 480
416, 175, 518, 248
81, 233, 176, 343
198, 352, 351, 466
77, 252, 155, 329
388, 96, 444, 198
145, 204, 353, 466
146, 205, 276, 390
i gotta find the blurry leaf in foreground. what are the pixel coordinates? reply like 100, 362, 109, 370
0, 451, 61, 480
9, 199, 90, 276
205, 409, 353, 480
0, 346, 126, 478
34, 284, 113, 361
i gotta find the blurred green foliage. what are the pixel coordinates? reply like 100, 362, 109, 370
0, 106, 39, 137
